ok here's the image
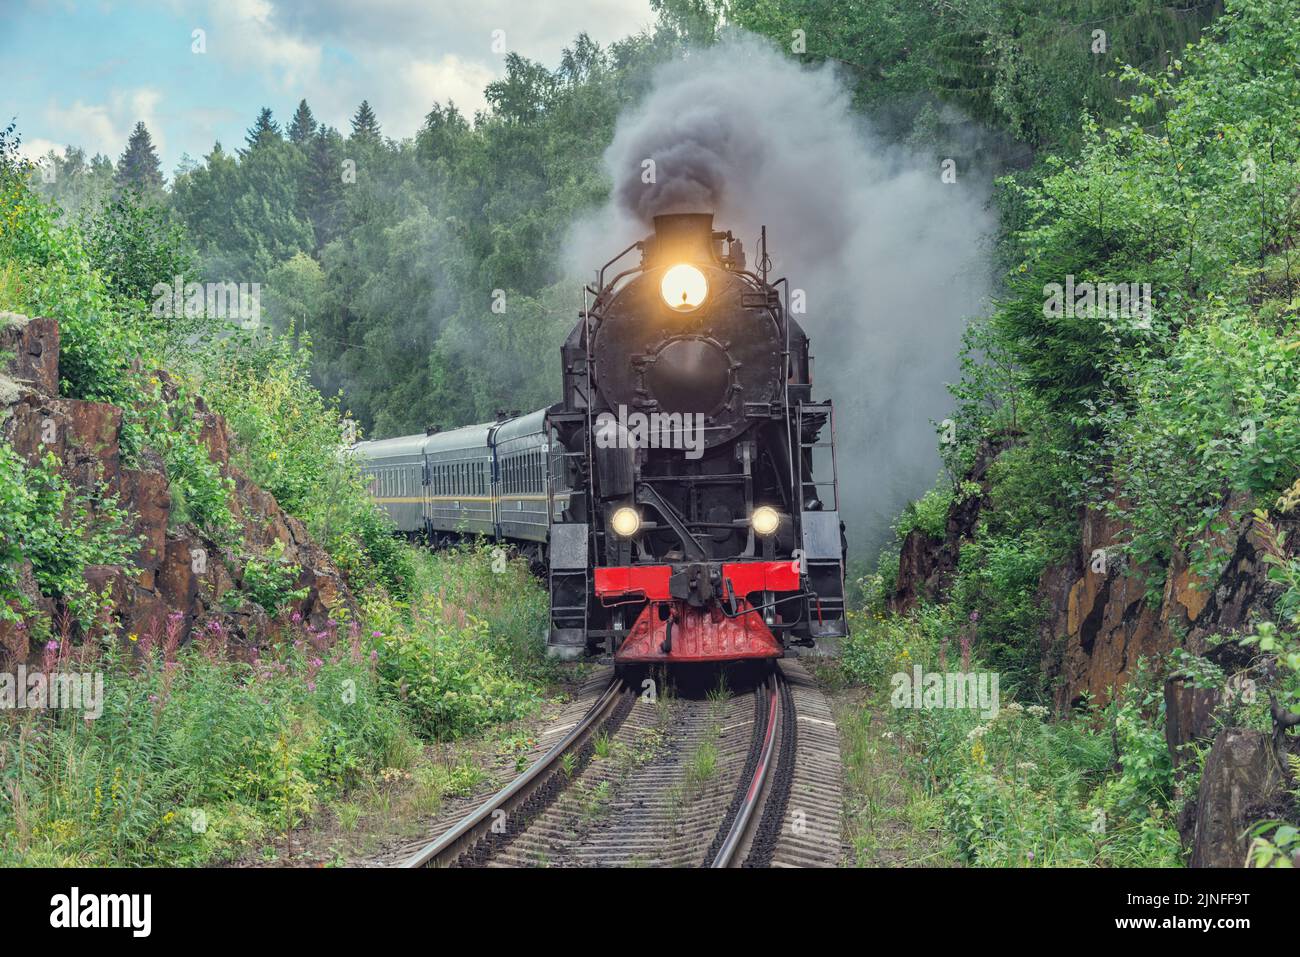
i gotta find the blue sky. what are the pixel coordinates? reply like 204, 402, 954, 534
2, 0, 654, 177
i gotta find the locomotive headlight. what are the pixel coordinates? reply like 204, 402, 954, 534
751, 506, 780, 537
660, 263, 708, 312
610, 506, 641, 539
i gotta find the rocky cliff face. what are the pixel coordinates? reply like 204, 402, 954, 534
889, 440, 1299, 866
1035, 501, 1296, 742
887, 433, 1018, 616
0, 314, 355, 663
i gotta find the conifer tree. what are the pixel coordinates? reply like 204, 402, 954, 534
288, 99, 317, 146
115, 121, 164, 192
245, 107, 282, 151
349, 100, 381, 142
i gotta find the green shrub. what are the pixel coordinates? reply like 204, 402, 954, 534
898, 667, 1180, 867
411, 544, 552, 681
1104, 312, 1300, 593
364, 546, 547, 739
893, 480, 953, 541
198, 332, 414, 598
840, 603, 950, 690
0, 447, 138, 628
79, 187, 194, 305
239, 540, 309, 615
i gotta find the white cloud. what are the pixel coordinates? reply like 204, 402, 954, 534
202, 0, 323, 92
13, 0, 656, 171
392, 56, 494, 131
199, 0, 653, 137
17, 137, 63, 162
266, 0, 654, 62
36, 87, 164, 161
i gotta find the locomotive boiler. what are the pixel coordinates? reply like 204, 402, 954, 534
355, 212, 848, 663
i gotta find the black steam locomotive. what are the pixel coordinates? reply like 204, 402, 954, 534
355, 213, 847, 662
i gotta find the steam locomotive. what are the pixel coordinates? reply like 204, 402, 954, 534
354, 213, 847, 662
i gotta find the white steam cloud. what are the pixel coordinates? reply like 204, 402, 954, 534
566, 35, 997, 558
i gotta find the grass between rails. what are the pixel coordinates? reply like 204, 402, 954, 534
0, 544, 560, 866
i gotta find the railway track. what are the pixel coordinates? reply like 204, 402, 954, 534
402, 659, 842, 868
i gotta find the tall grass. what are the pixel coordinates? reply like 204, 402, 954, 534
1, 620, 416, 866
835, 607, 1184, 867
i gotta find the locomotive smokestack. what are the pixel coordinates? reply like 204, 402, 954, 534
648, 213, 715, 266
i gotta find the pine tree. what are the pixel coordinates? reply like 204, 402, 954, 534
288, 99, 317, 146
115, 121, 164, 192
244, 107, 282, 151
303, 126, 344, 249
349, 100, 381, 143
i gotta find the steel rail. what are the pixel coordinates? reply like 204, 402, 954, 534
402, 677, 624, 868
710, 671, 783, 868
